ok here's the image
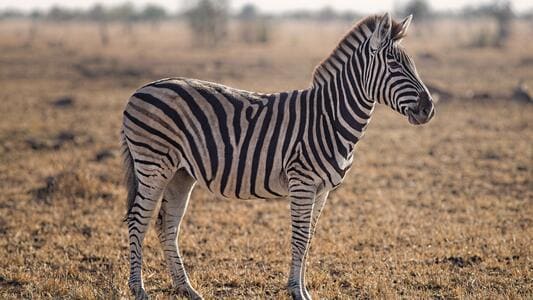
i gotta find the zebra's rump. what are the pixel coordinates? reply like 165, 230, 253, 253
122, 78, 297, 200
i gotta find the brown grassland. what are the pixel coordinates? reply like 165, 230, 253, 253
0, 18, 532, 299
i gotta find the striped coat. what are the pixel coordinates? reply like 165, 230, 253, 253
123, 77, 368, 200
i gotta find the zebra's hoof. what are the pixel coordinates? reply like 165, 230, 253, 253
130, 286, 149, 300
173, 286, 203, 300
303, 288, 312, 299
289, 287, 312, 300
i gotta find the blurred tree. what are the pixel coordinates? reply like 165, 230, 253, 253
400, 0, 432, 21
523, 9, 533, 20
285, 10, 313, 20
341, 11, 362, 22
462, 0, 514, 47
108, 2, 138, 43
239, 3, 258, 20
238, 3, 270, 44
47, 6, 77, 21
184, 0, 229, 47
108, 2, 137, 21
30, 10, 43, 19
88, 4, 109, 46
492, 0, 513, 46
0, 10, 24, 19
26, 9, 43, 46
317, 6, 336, 22
88, 4, 106, 21
141, 4, 167, 21
141, 4, 167, 29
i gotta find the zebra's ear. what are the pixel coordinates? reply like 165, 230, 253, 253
395, 15, 413, 42
370, 12, 392, 51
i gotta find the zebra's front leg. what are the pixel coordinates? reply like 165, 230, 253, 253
299, 191, 329, 299
155, 170, 202, 299
287, 181, 316, 300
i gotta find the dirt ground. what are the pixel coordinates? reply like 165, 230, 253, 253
0, 19, 532, 299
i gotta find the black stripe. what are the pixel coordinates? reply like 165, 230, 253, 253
125, 136, 175, 167
249, 100, 274, 198
193, 86, 234, 196
124, 107, 200, 181
281, 91, 298, 164
263, 93, 288, 197
235, 103, 264, 198
151, 84, 218, 187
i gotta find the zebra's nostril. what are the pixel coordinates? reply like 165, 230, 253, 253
417, 91, 433, 113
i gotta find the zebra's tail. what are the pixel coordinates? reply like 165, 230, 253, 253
121, 130, 138, 222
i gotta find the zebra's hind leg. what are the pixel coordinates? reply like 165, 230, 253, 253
126, 167, 171, 299
155, 169, 202, 300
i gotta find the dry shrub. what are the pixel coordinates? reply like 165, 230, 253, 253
512, 81, 532, 103
32, 167, 111, 204
25, 130, 93, 151
51, 96, 75, 108
73, 58, 149, 79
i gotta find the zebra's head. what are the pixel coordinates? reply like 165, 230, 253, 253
365, 13, 435, 125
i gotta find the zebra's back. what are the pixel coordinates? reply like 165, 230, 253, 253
122, 77, 301, 200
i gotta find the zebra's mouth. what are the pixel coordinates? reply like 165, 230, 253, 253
407, 106, 435, 125
407, 108, 425, 125
407, 108, 435, 125
407, 90, 435, 125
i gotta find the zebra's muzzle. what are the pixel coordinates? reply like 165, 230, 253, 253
407, 91, 435, 125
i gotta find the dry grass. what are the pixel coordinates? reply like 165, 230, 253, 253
0, 19, 532, 299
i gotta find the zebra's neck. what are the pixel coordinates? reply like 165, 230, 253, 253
304, 82, 374, 161
306, 27, 376, 156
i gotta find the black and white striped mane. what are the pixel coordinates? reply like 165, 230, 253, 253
312, 15, 407, 85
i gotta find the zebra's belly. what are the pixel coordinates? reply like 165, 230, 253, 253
184, 161, 290, 200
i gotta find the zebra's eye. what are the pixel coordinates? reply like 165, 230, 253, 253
389, 61, 401, 69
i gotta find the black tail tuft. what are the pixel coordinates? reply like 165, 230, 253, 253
121, 131, 138, 222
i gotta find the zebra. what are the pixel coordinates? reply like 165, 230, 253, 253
121, 13, 435, 300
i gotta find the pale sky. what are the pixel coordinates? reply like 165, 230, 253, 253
1, 0, 532, 13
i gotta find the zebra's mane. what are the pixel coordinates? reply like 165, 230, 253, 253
311, 15, 406, 85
